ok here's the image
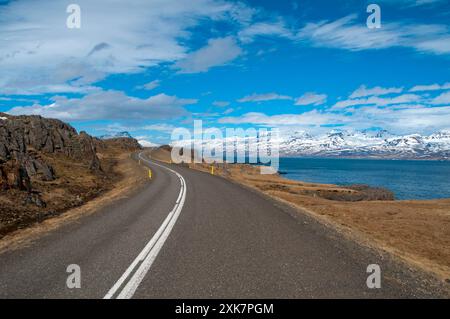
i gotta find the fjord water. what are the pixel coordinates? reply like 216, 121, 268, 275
279, 158, 450, 200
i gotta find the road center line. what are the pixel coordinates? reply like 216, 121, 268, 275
103, 152, 186, 299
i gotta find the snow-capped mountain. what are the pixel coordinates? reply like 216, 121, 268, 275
278, 130, 450, 159
98, 131, 159, 148
172, 129, 450, 160
99, 131, 133, 139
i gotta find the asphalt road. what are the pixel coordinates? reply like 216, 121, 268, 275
0, 152, 444, 298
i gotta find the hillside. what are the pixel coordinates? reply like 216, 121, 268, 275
0, 113, 141, 236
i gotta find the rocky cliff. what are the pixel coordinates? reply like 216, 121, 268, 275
0, 112, 101, 191
0, 113, 141, 236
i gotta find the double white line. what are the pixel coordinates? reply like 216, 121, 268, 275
104, 152, 187, 299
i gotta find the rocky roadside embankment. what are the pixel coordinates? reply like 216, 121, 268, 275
0, 112, 141, 236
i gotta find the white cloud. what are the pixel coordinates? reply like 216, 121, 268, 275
174, 37, 242, 74
378, 0, 446, 7
221, 82, 450, 134
409, 82, 450, 92
238, 93, 292, 103
238, 21, 294, 43
0, 83, 100, 96
143, 124, 177, 132
8, 91, 197, 120
295, 92, 327, 106
139, 80, 161, 90
431, 91, 450, 105
350, 85, 403, 98
355, 104, 450, 133
213, 101, 230, 107
219, 105, 450, 134
219, 110, 346, 126
298, 15, 401, 51
0, 0, 242, 94
297, 14, 450, 55
332, 94, 422, 109
222, 108, 234, 115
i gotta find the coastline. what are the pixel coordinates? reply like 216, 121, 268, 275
277, 157, 450, 200
279, 155, 450, 161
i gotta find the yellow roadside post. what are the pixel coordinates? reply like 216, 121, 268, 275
211, 165, 214, 175
148, 169, 152, 179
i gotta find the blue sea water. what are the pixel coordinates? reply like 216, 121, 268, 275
279, 158, 450, 200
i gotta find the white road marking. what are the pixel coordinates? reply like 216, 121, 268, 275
104, 152, 187, 299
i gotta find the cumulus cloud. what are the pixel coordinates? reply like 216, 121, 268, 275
409, 82, 450, 92
295, 92, 327, 106
219, 110, 346, 126
350, 85, 403, 98
8, 91, 197, 120
238, 93, 292, 103
174, 37, 242, 74
431, 91, 450, 105
221, 81, 450, 134
219, 105, 450, 134
0, 0, 242, 94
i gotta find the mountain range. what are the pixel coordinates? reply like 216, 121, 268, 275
172, 129, 450, 160
101, 129, 450, 160
277, 130, 450, 160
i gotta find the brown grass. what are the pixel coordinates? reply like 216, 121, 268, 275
0, 151, 148, 253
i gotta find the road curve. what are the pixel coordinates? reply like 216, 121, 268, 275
0, 151, 443, 298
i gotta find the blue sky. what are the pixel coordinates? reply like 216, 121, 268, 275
1, 0, 449, 145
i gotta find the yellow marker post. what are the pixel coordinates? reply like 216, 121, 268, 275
211, 165, 214, 175
148, 169, 152, 179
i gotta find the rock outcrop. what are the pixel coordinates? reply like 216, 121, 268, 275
0, 112, 101, 191
96, 137, 142, 152
0, 113, 143, 236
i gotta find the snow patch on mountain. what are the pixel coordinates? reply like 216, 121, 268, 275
172, 129, 450, 160
278, 130, 450, 159
99, 131, 133, 140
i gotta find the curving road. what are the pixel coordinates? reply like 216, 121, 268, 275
0, 151, 443, 298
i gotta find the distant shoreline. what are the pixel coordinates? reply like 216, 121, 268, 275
277, 157, 450, 201
278, 155, 450, 161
